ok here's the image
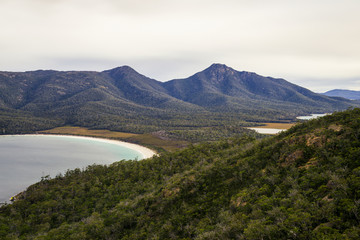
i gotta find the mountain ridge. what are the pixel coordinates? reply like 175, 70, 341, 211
163, 64, 355, 111
0, 64, 358, 135
322, 89, 360, 100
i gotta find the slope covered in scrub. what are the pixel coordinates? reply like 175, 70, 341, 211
1, 108, 360, 239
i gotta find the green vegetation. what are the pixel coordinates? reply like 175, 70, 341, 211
1, 108, 359, 239
0, 107, 62, 135
1, 64, 357, 143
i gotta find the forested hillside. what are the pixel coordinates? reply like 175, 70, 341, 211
0, 64, 357, 139
1, 108, 359, 239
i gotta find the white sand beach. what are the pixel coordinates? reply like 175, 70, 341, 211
25, 134, 157, 160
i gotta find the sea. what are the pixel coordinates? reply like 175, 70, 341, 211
249, 113, 329, 134
0, 135, 143, 203
296, 113, 328, 120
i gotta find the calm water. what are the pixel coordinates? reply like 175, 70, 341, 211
247, 128, 284, 134
296, 113, 328, 120
249, 113, 329, 134
0, 135, 143, 203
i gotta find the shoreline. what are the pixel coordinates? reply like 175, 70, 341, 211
0, 134, 157, 204
5, 134, 157, 160
246, 127, 285, 134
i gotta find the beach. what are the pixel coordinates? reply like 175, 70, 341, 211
28, 134, 157, 160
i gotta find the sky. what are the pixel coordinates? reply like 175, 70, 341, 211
0, 0, 359, 92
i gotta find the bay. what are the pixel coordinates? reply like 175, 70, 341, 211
0, 135, 150, 203
247, 128, 284, 134
296, 113, 328, 120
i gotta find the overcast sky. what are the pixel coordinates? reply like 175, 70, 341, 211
0, 0, 359, 91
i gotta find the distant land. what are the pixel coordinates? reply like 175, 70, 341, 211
0, 64, 358, 145
322, 89, 360, 100
1, 107, 360, 239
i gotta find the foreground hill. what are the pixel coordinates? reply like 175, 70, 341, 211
1, 108, 359, 239
322, 89, 360, 100
0, 64, 357, 137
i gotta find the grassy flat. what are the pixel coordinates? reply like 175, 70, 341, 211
40, 126, 138, 138
255, 122, 296, 129
40, 126, 188, 152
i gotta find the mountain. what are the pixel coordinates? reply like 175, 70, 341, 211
1, 108, 360, 239
164, 64, 354, 112
103, 66, 201, 110
0, 67, 203, 134
322, 89, 360, 100
0, 67, 200, 113
0, 64, 358, 135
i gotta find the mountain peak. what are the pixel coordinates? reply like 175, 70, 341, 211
206, 63, 233, 72
200, 63, 237, 83
104, 65, 137, 74
103, 66, 147, 81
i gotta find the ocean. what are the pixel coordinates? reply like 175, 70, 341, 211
0, 135, 144, 203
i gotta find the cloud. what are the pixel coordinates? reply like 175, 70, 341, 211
0, 0, 360, 91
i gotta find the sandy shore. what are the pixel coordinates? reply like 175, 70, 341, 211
24, 134, 157, 160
